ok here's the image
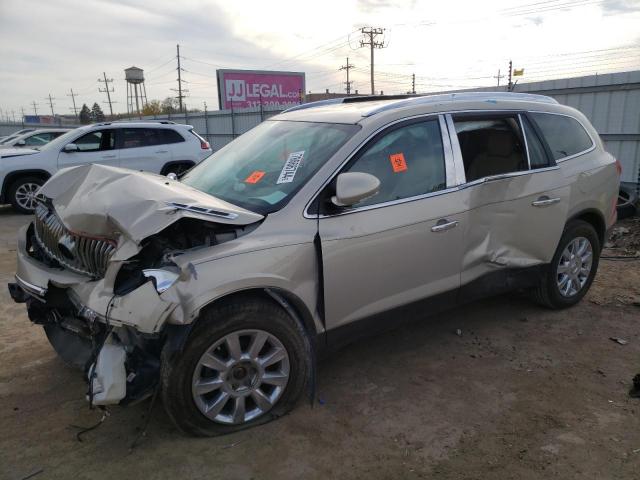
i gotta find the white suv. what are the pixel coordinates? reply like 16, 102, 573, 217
0, 121, 212, 213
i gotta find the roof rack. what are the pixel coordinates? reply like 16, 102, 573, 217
282, 91, 558, 117
283, 94, 420, 113
108, 119, 176, 124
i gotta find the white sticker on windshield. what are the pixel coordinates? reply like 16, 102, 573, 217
277, 151, 305, 184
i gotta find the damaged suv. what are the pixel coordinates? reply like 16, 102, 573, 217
9, 92, 619, 436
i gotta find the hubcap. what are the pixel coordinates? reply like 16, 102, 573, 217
556, 236, 593, 297
191, 329, 290, 425
15, 182, 41, 211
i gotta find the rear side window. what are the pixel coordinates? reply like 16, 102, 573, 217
521, 115, 550, 169
344, 119, 446, 207
453, 116, 527, 182
530, 113, 593, 160
161, 129, 185, 144
121, 128, 164, 148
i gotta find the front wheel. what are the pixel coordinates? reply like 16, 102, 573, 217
533, 220, 600, 309
9, 176, 45, 214
161, 297, 311, 436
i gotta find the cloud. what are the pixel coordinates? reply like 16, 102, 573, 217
600, 0, 640, 14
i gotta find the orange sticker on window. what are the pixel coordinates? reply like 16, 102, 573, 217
245, 170, 265, 184
389, 153, 407, 172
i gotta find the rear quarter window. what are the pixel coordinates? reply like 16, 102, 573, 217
530, 113, 593, 161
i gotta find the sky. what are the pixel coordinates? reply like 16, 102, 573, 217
0, 0, 639, 117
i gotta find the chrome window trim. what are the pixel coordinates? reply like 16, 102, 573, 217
518, 113, 532, 170
454, 165, 560, 190
444, 114, 466, 185
439, 115, 457, 188
527, 110, 596, 163
303, 113, 452, 218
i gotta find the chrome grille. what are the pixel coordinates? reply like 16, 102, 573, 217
33, 203, 116, 278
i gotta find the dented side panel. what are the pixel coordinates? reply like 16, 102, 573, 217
460, 168, 571, 285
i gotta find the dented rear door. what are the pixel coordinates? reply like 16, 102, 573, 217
446, 112, 570, 287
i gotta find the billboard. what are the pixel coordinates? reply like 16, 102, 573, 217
217, 69, 305, 110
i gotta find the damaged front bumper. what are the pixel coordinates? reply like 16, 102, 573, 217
8, 224, 173, 406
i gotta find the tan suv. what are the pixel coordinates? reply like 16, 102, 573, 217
9, 92, 620, 436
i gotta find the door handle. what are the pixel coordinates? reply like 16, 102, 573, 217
431, 219, 459, 232
532, 196, 561, 207
102, 154, 117, 159
155, 150, 169, 154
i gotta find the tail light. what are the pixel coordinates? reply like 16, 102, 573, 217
615, 158, 622, 176
189, 130, 211, 150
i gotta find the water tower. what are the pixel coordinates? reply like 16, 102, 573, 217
125, 66, 148, 117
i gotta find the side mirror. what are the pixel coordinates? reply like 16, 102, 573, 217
166, 172, 178, 181
332, 172, 380, 207
16, 140, 26, 146
63, 143, 79, 152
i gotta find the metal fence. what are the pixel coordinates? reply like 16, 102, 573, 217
141, 105, 285, 151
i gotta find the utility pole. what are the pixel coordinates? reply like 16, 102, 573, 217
172, 44, 188, 113
11, 110, 16, 123
67, 88, 79, 119
360, 27, 386, 95
45, 94, 55, 117
20, 107, 26, 125
31, 101, 39, 116
98, 72, 115, 117
411, 73, 416, 94
339, 57, 355, 95
494, 69, 505, 87
507, 60, 513, 92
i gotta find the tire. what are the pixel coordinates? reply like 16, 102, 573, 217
8, 176, 45, 214
160, 162, 194, 177
617, 185, 638, 219
161, 296, 311, 437
533, 220, 600, 309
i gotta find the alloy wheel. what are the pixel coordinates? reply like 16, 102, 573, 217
191, 329, 290, 425
556, 236, 593, 297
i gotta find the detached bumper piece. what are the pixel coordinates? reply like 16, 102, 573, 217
88, 335, 127, 405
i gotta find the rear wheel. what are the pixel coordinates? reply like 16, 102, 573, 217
8, 176, 45, 214
161, 297, 311, 436
533, 220, 600, 309
617, 185, 638, 219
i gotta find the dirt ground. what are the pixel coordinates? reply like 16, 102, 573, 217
1, 206, 639, 480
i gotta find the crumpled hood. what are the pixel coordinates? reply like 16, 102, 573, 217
0, 147, 40, 157
39, 164, 264, 245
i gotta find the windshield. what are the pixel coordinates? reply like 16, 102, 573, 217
182, 120, 359, 214
37, 128, 84, 151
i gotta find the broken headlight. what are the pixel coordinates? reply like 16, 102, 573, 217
142, 267, 180, 293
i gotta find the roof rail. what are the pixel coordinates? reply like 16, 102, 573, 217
282, 91, 558, 117
108, 119, 177, 124
362, 92, 559, 117
282, 94, 421, 113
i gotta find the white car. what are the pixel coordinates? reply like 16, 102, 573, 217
0, 129, 36, 145
0, 128, 71, 149
0, 121, 212, 213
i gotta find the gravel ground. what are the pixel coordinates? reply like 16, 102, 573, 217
1, 205, 639, 480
